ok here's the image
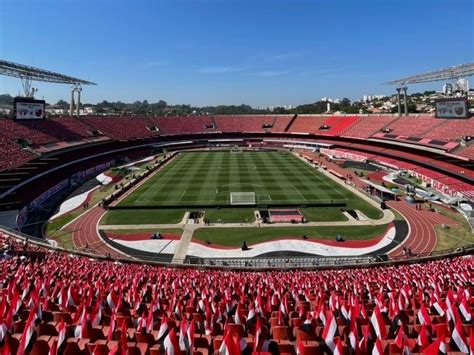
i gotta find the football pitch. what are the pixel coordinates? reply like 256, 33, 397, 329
118, 150, 355, 207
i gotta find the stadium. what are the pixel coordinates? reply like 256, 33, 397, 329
1, 1, 474, 354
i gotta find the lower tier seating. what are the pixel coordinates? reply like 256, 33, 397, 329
0, 232, 472, 355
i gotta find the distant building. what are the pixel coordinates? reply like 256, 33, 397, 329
362, 94, 386, 102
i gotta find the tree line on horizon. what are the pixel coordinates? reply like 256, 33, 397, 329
0, 92, 438, 116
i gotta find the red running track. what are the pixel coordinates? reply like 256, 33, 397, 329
387, 200, 458, 257
67, 206, 123, 258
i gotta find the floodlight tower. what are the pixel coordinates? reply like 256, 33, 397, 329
402, 86, 409, 116
385, 62, 474, 116
70, 84, 82, 116
0, 59, 96, 114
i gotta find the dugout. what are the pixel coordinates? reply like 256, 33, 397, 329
361, 178, 397, 201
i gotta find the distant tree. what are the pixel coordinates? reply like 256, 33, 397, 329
0, 94, 14, 105
56, 99, 69, 108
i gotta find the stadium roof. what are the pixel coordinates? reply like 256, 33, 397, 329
0, 59, 96, 85
384, 62, 474, 86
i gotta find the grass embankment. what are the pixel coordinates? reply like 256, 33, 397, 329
433, 207, 474, 251
192, 224, 388, 247
100, 209, 186, 225
102, 228, 183, 237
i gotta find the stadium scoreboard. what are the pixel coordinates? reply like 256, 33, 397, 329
13, 96, 46, 120
435, 97, 469, 119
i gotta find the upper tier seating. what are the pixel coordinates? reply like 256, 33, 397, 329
319, 116, 360, 136
81, 116, 158, 140
0, 231, 472, 355
0, 140, 36, 171
381, 116, 442, 137
152, 116, 216, 135
0, 118, 95, 146
287, 115, 328, 133
425, 118, 474, 141
456, 145, 474, 160
214, 116, 268, 132
344, 115, 400, 138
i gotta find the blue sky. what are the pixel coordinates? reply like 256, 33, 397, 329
1, 0, 473, 107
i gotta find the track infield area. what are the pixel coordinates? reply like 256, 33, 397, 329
117, 151, 371, 208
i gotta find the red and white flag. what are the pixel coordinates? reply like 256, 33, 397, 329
163, 327, 180, 355
348, 318, 359, 353
157, 316, 169, 341
333, 338, 344, 355
57, 319, 66, 352
417, 304, 432, 326
179, 319, 195, 353
322, 312, 337, 352
108, 312, 117, 341
370, 305, 387, 339
17, 310, 36, 355
218, 330, 240, 355
372, 337, 384, 355
459, 295, 472, 322
234, 303, 243, 325
422, 338, 446, 355
254, 317, 263, 352
416, 323, 430, 349
107, 290, 120, 310
451, 319, 469, 353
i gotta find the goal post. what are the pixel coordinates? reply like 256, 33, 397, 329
230, 192, 256, 205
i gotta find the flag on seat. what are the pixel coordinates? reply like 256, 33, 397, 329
218, 330, 240, 355
17, 310, 36, 355
451, 319, 469, 353
422, 338, 446, 355
371, 305, 387, 339
322, 312, 337, 352
163, 327, 180, 355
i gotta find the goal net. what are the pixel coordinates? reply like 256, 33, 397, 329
230, 192, 256, 205
231, 146, 243, 153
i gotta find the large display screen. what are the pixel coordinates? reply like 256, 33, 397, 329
435, 98, 469, 118
14, 97, 46, 120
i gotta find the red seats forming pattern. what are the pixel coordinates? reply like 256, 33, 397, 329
381, 116, 443, 138
0, 115, 473, 173
0, 232, 473, 355
81, 117, 158, 140
425, 118, 474, 142
319, 116, 360, 136
0, 140, 36, 171
344, 116, 400, 139
152, 116, 216, 135
0, 118, 94, 146
456, 145, 474, 160
287, 115, 328, 133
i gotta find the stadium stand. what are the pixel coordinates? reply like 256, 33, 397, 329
287, 115, 328, 133
319, 116, 360, 136
425, 118, 474, 142
152, 116, 216, 135
380, 116, 442, 138
0, 231, 473, 355
344, 115, 400, 139
456, 145, 474, 160
0, 118, 94, 146
81, 116, 158, 140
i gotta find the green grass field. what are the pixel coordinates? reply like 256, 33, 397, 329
193, 224, 388, 246
118, 151, 380, 212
